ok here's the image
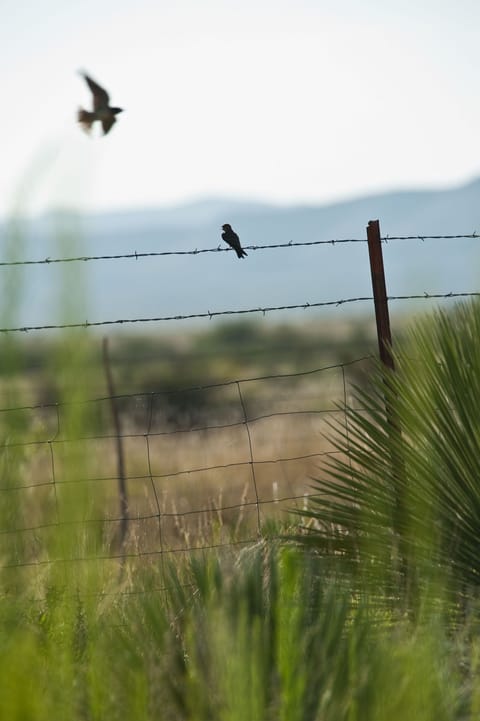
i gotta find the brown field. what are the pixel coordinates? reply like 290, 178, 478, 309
0, 367, 357, 571
0, 318, 382, 592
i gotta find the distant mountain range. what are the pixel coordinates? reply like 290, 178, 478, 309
1, 177, 480, 331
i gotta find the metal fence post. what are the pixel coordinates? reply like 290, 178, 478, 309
366, 219, 394, 370
366, 219, 411, 603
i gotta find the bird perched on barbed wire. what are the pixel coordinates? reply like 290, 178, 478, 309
77, 71, 123, 136
221, 224, 248, 259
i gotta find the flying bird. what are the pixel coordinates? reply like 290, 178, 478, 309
77, 72, 123, 135
221, 224, 247, 259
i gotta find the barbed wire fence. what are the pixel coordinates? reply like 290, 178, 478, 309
0, 218, 478, 595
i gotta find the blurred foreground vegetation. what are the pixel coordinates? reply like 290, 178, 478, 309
1, 300, 480, 718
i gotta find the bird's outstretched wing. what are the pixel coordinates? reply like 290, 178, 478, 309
82, 73, 110, 111
101, 115, 117, 135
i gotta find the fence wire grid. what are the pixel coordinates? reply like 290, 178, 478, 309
0, 357, 373, 582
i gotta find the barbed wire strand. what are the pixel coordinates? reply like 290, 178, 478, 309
1, 292, 478, 334
0, 232, 478, 268
0, 238, 366, 267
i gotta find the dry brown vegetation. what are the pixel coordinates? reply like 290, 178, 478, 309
0, 316, 385, 587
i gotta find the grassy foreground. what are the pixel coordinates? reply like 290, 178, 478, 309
2, 302, 480, 720
0, 544, 470, 721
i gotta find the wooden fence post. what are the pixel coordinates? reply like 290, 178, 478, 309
102, 337, 129, 570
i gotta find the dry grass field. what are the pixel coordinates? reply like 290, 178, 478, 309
0, 335, 370, 585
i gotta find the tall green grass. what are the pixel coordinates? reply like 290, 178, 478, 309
0, 544, 467, 720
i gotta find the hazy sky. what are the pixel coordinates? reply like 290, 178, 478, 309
2, 0, 480, 217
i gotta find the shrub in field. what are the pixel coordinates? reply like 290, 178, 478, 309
300, 300, 480, 612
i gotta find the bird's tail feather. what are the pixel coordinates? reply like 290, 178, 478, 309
237, 248, 248, 258
77, 108, 95, 133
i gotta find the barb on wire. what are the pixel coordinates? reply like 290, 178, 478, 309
1, 292, 479, 334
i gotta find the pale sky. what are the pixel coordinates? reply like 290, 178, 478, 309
2, 0, 480, 218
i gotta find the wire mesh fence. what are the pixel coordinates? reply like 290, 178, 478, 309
0, 356, 374, 591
